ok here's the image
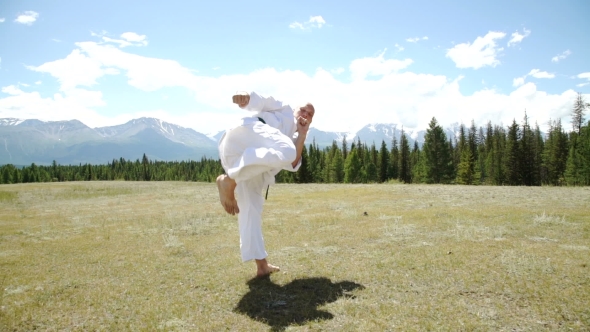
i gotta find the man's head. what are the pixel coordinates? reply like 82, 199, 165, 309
294, 103, 315, 125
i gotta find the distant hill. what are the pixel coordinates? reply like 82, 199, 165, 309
0, 117, 218, 165
1, 117, 454, 165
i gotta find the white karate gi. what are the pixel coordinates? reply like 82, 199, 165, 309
218, 92, 302, 262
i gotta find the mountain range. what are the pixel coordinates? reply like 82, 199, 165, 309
0, 117, 453, 166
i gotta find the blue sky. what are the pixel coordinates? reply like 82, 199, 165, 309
1, 0, 589, 135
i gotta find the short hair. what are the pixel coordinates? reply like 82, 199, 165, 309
305, 103, 315, 115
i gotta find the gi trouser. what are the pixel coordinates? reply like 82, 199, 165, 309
218, 120, 296, 262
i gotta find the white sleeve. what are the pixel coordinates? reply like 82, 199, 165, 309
243, 91, 285, 112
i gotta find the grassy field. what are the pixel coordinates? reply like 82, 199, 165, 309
0, 181, 589, 331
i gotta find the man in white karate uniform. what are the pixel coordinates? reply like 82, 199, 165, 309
216, 91, 315, 277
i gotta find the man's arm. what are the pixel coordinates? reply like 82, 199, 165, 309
232, 92, 284, 112
291, 116, 310, 168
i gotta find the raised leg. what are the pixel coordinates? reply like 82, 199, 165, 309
216, 174, 239, 215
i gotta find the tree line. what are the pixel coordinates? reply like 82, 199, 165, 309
1, 94, 589, 186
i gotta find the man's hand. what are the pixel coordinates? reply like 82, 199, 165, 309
296, 116, 310, 135
232, 93, 250, 108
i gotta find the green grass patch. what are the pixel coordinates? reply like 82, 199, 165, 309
0, 182, 589, 331
0, 191, 17, 202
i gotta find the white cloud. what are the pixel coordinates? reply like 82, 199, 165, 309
513, 68, 555, 87
528, 69, 555, 79
1, 39, 583, 135
0, 88, 113, 127
2, 85, 23, 96
349, 50, 413, 81
577, 83, 589, 88
406, 36, 428, 43
513, 77, 525, 87
92, 31, 148, 48
289, 15, 326, 30
288, 22, 304, 30
309, 16, 326, 28
121, 32, 147, 43
14, 11, 39, 25
394, 43, 404, 52
446, 31, 506, 69
552, 49, 571, 62
0, 18, 5, 23
330, 67, 345, 74
28, 48, 117, 91
507, 28, 531, 47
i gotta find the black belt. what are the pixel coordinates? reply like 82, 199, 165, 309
257, 117, 266, 124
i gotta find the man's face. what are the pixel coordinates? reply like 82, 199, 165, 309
295, 103, 315, 124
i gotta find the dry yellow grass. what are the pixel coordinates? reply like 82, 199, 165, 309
0, 182, 589, 331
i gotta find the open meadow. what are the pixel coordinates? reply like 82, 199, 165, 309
0, 181, 589, 331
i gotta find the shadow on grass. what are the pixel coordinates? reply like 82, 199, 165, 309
234, 276, 365, 331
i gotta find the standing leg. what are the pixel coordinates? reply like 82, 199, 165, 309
236, 175, 280, 277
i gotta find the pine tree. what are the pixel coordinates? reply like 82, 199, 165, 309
330, 144, 345, 183
341, 135, 348, 161
411, 144, 426, 183
323, 141, 338, 183
378, 140, 390, 182
572, 92, 587, 135
455, 123, 476, 184
410, 141, 420, 183
399, 129, 411, 183
365, 161, 378, 183
295, 145, 312, 183
356, 137, 364, 162
344, 148, 361, 183
520, 112, 536, 186
359, 141, 369, 183
453, 124, 466, 179
422, 117, 453, 183
456, 148, 475, 185
492, 125, 506, 185
468, 121, 480, 182
564, 133, 582, 185
483, 121, 494, 184
389, 135, 399, 180
476, 126, 486, 184
565, 121, 590, 185
308, 140, 323, 182
142, 153, 150, 181
580, 121, 590, 184
531, 123, 544, 186
448, 137, 461, 179
1, 164, 14, 184
367, 141, 379, 183
469, 121, 479, 162
12, 167, 20, 183
504, 120, 521, 185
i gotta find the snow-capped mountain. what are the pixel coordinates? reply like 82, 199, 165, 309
0, 118, 26, 126
0, 117, 218, 165
95, 117, 214, 148
354, 123, 419, 147
0, 117, 458, 165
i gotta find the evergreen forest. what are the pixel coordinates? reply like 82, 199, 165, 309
2, 93, 589, 186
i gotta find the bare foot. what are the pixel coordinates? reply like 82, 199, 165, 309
216, 174, 239, 215
255, 259, 280, 277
